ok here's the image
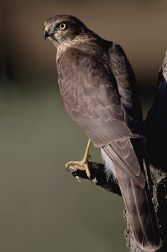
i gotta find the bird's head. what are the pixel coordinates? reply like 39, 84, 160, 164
44, 14, 88, 48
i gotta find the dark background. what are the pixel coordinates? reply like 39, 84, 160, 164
0, 1, 166, 251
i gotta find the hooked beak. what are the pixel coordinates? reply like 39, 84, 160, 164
44, 25, 51, 40
44, 30, 49, 40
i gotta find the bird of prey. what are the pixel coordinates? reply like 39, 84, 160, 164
44, 14, 160, 250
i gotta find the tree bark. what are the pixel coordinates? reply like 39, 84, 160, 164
66, 51, 167, 252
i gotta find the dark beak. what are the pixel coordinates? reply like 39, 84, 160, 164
44, 30, 49, 40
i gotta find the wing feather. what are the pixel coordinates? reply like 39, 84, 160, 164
57, 41, 144, 185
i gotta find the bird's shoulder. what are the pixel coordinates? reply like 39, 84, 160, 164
57, 35, 143, 136
57, 37, 119, 103
108, 41, 144, 129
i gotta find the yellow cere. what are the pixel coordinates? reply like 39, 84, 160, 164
45, 25, 50, 32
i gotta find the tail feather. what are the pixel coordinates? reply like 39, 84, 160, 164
102, 138, 160, 251
117, 170, 160, 250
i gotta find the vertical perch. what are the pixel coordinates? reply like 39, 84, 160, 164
144, 51, 167, 252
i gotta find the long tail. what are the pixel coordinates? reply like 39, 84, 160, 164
117, 170, 160, 251
102, 138, 160, 251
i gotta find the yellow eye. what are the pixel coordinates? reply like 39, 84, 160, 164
59, 23, 67, 30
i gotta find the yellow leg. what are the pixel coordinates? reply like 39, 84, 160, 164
65, 139, 92, 178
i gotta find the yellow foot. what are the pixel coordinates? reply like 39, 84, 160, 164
65, 159, 91, 179
65, 139, 92, 179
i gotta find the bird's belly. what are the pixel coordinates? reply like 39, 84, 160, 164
101, 148, 117, 179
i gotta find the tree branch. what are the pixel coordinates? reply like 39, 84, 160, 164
66, 160, 121, 195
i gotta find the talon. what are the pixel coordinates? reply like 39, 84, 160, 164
65, 139, 92, 179
76, 176, 81, 182
85, 163, 91, 179
65, 162, 72, 169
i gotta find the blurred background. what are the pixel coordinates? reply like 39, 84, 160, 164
0, 0, 167, 251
